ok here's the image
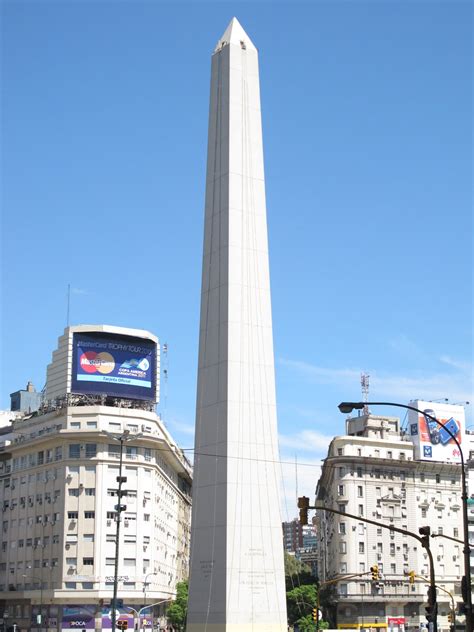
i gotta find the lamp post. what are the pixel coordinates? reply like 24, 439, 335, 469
104, 431, 143, 632
142, 573, 157, 621
338, 401, 473, 632
22, 574, 44, 632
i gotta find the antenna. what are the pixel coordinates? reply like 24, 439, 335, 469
66, 284, 71, 326
361, 373, 370, 415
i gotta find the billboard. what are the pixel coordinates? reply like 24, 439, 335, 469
71, 332, 156, 401
407, 400, 465, 463
61, 606, 95, 631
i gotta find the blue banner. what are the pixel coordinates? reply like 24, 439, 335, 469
71, 332, 156, 401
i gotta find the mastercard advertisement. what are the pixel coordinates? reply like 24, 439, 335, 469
71, 332, 156, 401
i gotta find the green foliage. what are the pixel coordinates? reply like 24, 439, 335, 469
284, 551, 314, 591
166, 580, 188, 631
286, 581, 329, 631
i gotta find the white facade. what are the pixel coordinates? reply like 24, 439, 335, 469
187, 17, 287, 632
316, 414, 464, 632
0, 325, 191, 632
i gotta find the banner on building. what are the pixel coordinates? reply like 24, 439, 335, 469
71, 332, 157, 401
408, 400, 465, 463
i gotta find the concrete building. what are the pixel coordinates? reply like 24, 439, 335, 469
316, 413, 464, 632
466, 431, 474, 588
10, 383, 42, 415
282, 520, 303, 553
0, 325, 192, 632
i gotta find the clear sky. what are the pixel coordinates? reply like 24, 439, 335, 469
2, 1, 472, 515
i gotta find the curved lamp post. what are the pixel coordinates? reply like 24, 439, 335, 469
338, 401, 473, 632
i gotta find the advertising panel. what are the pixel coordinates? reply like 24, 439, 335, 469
61, 606, 96, 631
101, 608, 135, 630
408, 400, 465, 463
71, 332, 156, 401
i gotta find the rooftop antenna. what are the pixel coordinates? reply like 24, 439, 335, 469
66, 283, 71, 327
361, 372, 370, 415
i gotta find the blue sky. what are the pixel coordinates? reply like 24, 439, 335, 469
2, 1, 472, 513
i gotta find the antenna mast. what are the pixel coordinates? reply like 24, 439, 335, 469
361, 372, 370, 415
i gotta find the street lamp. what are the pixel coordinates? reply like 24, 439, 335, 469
104, 431, 143, 632
22, 574, 44, 632
338, 401, 473, 632
143, 572, 157, 616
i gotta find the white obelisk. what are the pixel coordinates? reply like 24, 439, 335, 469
187, 18, 287, 632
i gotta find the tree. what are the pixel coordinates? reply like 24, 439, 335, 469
166, 580, 188, 631
286, 582, 329, 631
284, 551, 314, 591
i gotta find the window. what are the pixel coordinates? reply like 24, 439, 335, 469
420, 473, 425, 482
70, 422, 81, 429
144, 514, 150, 522
127, 424, 139, 432
376, 487, 381, 497
85, 465, 96, 473
339, 523, 346, 535
84, 511, 95, 519
359, 562, 365, 573
357, 486, 363, 498
106, 558, 115, 565
83, 558, 94, 566
339, 541, 347, 554
83, 534, 94, 542
436, 474, 440, 483
125, 446, 137, 459
108, 445, 120, 457
85, 444, 96, 458
86, 422, 97, 429
65, 582, 77, 589
82, 582, 94, 589
85, 488, 95, 496
387, 451, 393, 459
144, 448, 152, 462
124, 535, 136, 543
339, 583, 347, 596
340, 562, 347, 573
390, 563, 396, 574
438, 527, 443, 535
358, 505, 364, 516
358, 542, 365, 553
338, 485, 344, 496
358, 523, 364, 535
66, 558, 77, 566
357, 449, 362, 457
339, 467, 345, 477
124, 558, 136, 567
357, 467, 362, 477
69, 445, 80, 459
68, 489, 79, 497
66, 534, 78, 544
454, 528, 459, 538
338, 504, 345, 513
106, 534, 116, 542
337, 448, 343, 456
390, 543, 395, 555
421, 508, 427, 518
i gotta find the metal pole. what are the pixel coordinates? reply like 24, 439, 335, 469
111, 437, 124, 632
313, 504, 438, 632
338, 400, 473, 631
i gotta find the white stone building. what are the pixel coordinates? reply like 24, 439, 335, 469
316, 414, 464, 632
0, 325, 192, 632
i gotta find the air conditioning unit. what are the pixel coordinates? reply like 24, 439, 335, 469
65, 544, 70, 550
143, 545, 148, 552
69, 565, 75, 571
107, 520, 112, 527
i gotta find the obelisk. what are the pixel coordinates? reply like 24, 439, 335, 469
187, 18, 287, 632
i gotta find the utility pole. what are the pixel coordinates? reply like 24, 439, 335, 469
105, 431, 142, 632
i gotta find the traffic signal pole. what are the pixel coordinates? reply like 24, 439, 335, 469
305, 501, 438, 632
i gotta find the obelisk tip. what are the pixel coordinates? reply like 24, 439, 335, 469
214, 17, 257, 52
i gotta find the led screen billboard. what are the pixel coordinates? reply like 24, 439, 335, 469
408, 400, 465, 463
71, 332, 156, 401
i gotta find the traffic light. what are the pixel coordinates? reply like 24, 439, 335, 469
447, 612, 453, 623
312, 608, 318, 622
419, 525, 431, 548
370, 565, 379, 581
408, 571, 416, 585
297, 496, 310, 526
117, 621, 128, 630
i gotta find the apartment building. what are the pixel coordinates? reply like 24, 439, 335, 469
0, 325, 192, 632
316, 412, 465, 632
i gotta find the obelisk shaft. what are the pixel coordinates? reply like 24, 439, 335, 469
187, 18, 287, 631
